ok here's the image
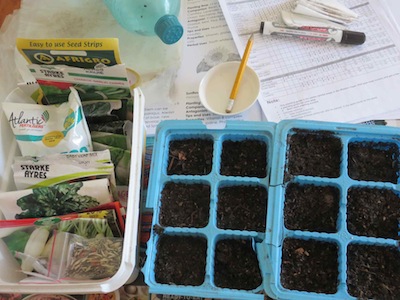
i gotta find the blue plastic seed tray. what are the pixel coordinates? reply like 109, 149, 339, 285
143, 120, 276, 300
262, 119, 400, 300
143, 119, 400, 300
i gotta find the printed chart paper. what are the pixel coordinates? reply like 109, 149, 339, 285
218, 0, 400, 123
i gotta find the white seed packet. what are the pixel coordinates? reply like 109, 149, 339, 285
2, 87, 92, 157
12, 150, 116, 191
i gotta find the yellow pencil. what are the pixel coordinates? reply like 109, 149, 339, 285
226, 33, 254, 113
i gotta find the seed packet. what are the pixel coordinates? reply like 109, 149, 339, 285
92, 142, 130, 186
16, 38, 135, 105
0, 178, 113, 220
12, 150, 116, 190
0, 203, 124, 279
0, 201, 125, 239
2, 87, 92, 156
91, 132, 130, 150
87, 120, 132, 135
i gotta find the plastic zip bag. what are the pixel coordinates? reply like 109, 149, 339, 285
49, 231, 123, 280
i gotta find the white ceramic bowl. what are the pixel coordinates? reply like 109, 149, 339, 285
199, 61, 260, 116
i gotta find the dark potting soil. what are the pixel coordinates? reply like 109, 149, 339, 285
217, 185, 267, 232
167, 138, 213, 175
220, 139, 267, 178
286, 130, 342, 178
284, 182, 339, 233
159, 182, 211, 228
347, 187, 400, 240
348, 141, 399, 183
214, 239, 262, 290
347, 243, 400, 299
154, 235, 207, 286
280, 238, 339, 294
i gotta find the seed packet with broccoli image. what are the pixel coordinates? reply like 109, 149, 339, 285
0, 178, 113, 220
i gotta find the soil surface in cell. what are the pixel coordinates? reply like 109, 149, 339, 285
347, 187, 400, 240
159, 182, 210, 228
214, 239, 262, 290
347, 244, 400, 299
281, 238, 339, 294
220, 139, 267, 178
348, 141, 399, 183
284, 182, 339, 233
155, 235, 207, 286
286, 130, 342, 179
167, 138, 213, 175
217, 185, 267, 232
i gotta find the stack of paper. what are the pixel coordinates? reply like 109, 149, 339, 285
218, 0, 400, 123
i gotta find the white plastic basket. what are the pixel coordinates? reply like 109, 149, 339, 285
0, 86, 145, 294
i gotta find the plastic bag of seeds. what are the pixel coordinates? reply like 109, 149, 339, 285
48, 231, 123, 280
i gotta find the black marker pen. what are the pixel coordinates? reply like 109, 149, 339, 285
260, 21, 366, 45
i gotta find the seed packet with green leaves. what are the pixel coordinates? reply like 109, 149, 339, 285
92, 142, 131, 186
16, 38, 139, 105
0, 202, 125, 280
0, 178, 113, 220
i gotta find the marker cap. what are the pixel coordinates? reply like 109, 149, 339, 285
341, 30, 366, 45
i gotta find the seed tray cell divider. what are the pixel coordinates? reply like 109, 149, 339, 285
265, 120, 400, 300
143, 120, 275, 300
144, 119, 400, 300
